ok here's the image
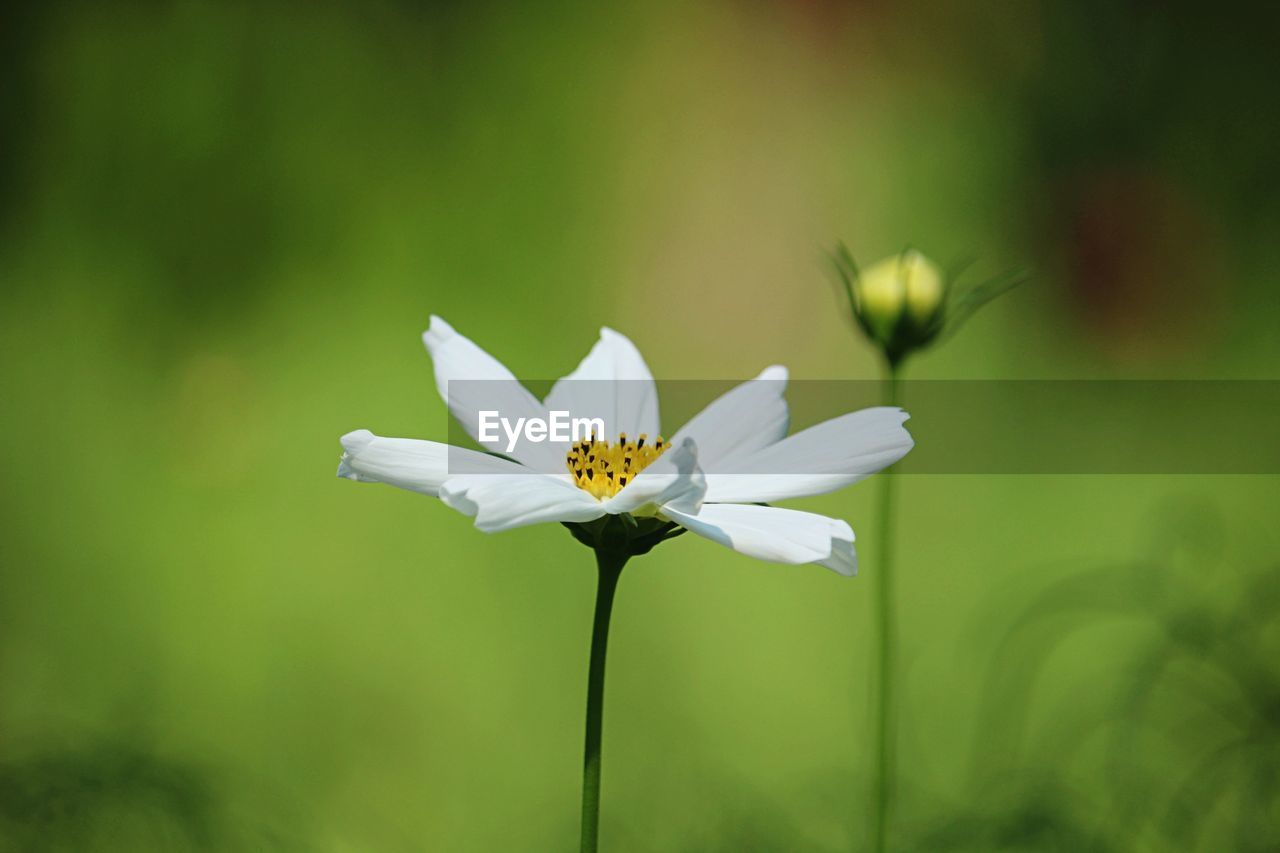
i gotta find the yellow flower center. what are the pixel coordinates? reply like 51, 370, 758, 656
567, 433, 668, 499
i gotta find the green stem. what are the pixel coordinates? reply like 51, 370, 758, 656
580, 548, 627, 853
872, 365, 901, 853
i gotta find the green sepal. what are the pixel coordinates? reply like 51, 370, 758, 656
562, 515, 685, 559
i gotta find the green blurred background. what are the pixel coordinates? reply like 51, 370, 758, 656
2, 1, 1278, 850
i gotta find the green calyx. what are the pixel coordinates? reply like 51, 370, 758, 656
563, 514, 687, 558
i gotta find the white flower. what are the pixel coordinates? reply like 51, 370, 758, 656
338, 317, 914, 575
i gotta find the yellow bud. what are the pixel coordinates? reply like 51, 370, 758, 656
900, 250, 945, 326
855, 255, 907, 339
837, 244, 950, 365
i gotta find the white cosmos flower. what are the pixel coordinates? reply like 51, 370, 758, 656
337, 316, 914, 575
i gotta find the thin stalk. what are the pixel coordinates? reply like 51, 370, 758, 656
872, 365, 901, 853
580, 549, 627, 853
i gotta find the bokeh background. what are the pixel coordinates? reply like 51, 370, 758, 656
3, 1, 1279, 850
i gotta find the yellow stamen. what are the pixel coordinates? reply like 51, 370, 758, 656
566, 433, 668, 499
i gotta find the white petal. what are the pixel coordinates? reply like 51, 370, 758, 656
702, 407, 913, 503
421, 316, 561, 471
668, 366, 789, 468
439, 472, 605, 532
337, 429, 523, 496
662, 503, 857, 576
543, 327, 660, 439
602, 438, 706, 516
821, 538, 859, 577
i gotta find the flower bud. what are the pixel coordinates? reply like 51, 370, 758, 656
836, 242, 1026, 368
843, 248, 948, 366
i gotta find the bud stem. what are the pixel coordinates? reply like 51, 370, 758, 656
872, 365, 901, 853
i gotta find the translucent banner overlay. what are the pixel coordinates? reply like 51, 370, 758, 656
445, 380, 1280, 475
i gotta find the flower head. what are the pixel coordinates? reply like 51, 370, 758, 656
338, 317, 914, 574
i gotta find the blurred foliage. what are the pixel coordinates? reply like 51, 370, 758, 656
913, 498, 1280, 852
2, 0, 1278, 850
0, 743, 219, 852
